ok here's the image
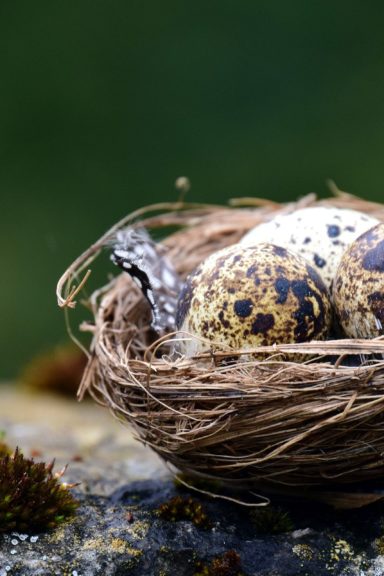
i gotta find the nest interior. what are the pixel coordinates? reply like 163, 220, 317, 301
58, 191, 384, 496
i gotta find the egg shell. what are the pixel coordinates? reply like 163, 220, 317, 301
176, 243, 332, 356
240, 207, 379, 291
333, 222, 384, 338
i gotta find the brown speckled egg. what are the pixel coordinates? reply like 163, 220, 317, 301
176, 243, 332, 356
240, 207, 379, 291
333, 222, 384, 338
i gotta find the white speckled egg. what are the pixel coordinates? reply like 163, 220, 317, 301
240, 207, 379, 291
333, 222, 384, 338
176, 243, 332, 356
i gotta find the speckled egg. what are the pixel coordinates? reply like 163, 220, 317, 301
333, 222, 384, 338
176, 243, 332, 356
240, 207, 379, 291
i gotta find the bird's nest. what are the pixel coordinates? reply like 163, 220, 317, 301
57, 190, 384, 507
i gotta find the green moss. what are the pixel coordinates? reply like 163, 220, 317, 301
0, 447, 79, 533
194, 550, 244, 576
250, 505, 294, 535
157, 496, 212, 529
375, 534, 384, 554
0, 437, 11, 458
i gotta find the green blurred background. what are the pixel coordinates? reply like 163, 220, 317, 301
1, 1, 384, 378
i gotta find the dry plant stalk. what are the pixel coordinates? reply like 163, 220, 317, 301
57, 191, 384, 501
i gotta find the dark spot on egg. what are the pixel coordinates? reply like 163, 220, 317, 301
293, 306, 315, 342
234, 299, 254, 317
327, 224, 341, 238
274, 277, 290, 304
362, 226, 380, 245
291, 280, 325, 341
362, 239, 384, 272
246, 264, 258, 277
336, 276, 343, 289
313, 254, 326, 268
303, 237, 311, 244
290, 280, 309, 299
218, 310, 230, 328
272, 245, 288, 258
345, 225, 355, 232
305, 264, 328, 294
205, 289, 216, 302
251, 313, 275, 335
367, 292, 384, 324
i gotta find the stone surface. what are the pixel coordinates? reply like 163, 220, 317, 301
2, 386, 384, 575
